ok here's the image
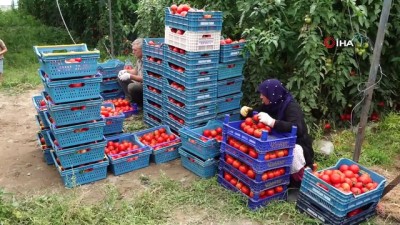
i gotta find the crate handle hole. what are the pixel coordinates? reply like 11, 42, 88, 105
76, 148, 91, 154
70, 106, 86, 111
74, 128, 89, 133
65, 58, 82, 63
69, 83, 85, 88
79, 168, 94, 174
127, 156, 139, 162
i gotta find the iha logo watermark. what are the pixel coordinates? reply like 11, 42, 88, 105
323, 37, 354, 49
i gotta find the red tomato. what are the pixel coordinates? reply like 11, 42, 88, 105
244, 118, 253, 126
349, 164, 360, 174
339, 164, 349, 172
344, 170, 355, 178
247, 170, 256, 179
252, 114, 259, 122
330, 173, 341, 184
215, 127, 222, 134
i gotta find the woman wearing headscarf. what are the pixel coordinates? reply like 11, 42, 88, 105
240, 79, 315, 187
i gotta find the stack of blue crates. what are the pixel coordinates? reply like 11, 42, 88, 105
163, 7, 223, 133
216, 41, 246, 121
142, 38, 166, 127
32, 44, 109, 188
218, 115, 297, 210
297, 158, 386, 225
97, 59, 125, 100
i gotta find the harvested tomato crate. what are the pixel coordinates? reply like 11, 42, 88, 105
105, 133, 152, 176
165, 7, 223, 31
133, 125, 182, 164
223, 115, 297, 152
296, 191, 377, 225
178, 120, 223, 160
165, 26, 221, 52
217, 172, 287, 210
220, 155, 290, 192
300, 158, 386, 217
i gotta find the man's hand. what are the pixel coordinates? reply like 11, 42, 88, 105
118, 70, 130, 81
240, 106, 253, 117
258, 112, 275, 127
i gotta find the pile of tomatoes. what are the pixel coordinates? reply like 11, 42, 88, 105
198, 127, 223, 142
314, 164, 379, 195
104, 140, 144, 160
100, 106, 123, 118
104, 98, 135, 114
240, 115, 272, 138
138, 127, 180, 150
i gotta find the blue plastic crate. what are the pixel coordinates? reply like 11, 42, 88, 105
143, 110, 163, 127
220, 42, 248, 63
97, 59, 125, 78
43, 91, 103, 127
102, 103, 125, 135
48, 131, 106, 168
217, 76, 244, 97
34, 44, 100, 80
223, 115, 297, 152
165, 45, 219, 67
44, 112, 105, 149
39, 70, 102, 104
164, 104, 217, 127
100, 78, 121, 92
143, 72, 163, 91
42, 148, 55, 165
165, 101, 217, 119
216, 108, 241, 122
143, 70, 163, 88
299, 158, 386, 217
132, 125, 182, 164
144, 82, 163, 100
51, 151, 109, 188
216, 92, 243, 114
296, 191, 377, 225
165, 55, 218, 73
164, 67, 217, 88
164, 7, 223, 31
164, 77, 218, 101
100, 90, 124, 100
179, 147, 218, 178
217, 174, 287, 210
143, 101, 163, 118
164, 89, 217, 110
178, 120, 223, 160
218, 61, 245, 80
219, 157, 290, 192
143, 55, 164, 73
105, 133, 152, 176
32, 96, 50, 129
143, 90, 163, 107
143, 38, 165, 59
220, 142, 294, 172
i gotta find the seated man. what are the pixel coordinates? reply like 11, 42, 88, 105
118, 38, 144, 107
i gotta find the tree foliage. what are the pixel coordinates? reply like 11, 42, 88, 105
17, 0, 400, 125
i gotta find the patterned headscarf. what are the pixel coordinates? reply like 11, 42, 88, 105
257, 79, 294, 120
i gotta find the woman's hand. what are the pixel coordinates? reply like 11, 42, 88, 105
258, 112, 276, 127
240, 106, 253, 117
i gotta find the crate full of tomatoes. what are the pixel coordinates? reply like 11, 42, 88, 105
103, 96, 139, 118
223, 114, 297, 152
299, 158, 386, 217
105, 133, 152, 176
178, 120, 223, 160
133, 125, 182, 164
101, 103, 125, 135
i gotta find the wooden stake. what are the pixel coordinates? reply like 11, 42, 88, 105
353, 0, 393, 162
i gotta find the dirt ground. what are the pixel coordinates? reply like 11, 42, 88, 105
0, 87, 399, 224
0, 87, 196, 198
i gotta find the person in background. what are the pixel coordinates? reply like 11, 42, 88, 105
0, 39, 8, 81
118, 38, 144, 107
240, 79, 315, 187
